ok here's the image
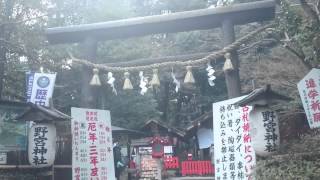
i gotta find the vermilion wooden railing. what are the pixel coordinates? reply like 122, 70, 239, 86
163, 156, 179, 169
181, 161, 214, 176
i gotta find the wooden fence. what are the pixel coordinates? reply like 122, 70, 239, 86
181, 161, 214, 176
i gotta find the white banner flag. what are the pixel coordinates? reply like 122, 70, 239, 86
27, 72, 56, 107
213, 96, 256, 180
71, 108, 116, 180
297, 68, 320, 128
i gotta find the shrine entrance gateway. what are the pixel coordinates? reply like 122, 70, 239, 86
46, 0, 276, 107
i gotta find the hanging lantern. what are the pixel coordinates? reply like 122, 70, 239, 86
28, 123, 57, 167
90, 68, 101, 86
123, 71, 133, 90
249, 106, 280, 156
184, 66, 195, 84
150, 69, 160, 87
223, 53, 234, 72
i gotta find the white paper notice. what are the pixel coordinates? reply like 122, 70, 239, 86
213, 96, 256, 180
71, 108, 116, 180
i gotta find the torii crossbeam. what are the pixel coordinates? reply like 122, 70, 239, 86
46, 0, 276, 107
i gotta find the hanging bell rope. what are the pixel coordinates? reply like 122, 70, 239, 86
90, 68, 101, 86
123, 71, 133, 90
184, 66, 195, 84
68, 24, 274, 72
223, 53, 234, 72
150, 69, 160, 87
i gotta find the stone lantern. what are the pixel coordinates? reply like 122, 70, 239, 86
235, 85, 292, 156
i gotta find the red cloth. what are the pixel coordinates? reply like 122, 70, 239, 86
129, 160, 136, 169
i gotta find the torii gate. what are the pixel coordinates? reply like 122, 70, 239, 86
46, 0, 276, 108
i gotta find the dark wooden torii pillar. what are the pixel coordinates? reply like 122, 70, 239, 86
80, 37, 98, 108
46, 0, 275, 107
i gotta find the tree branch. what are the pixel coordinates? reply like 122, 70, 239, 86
299, 0, 320, 24
283, 43, 312, 69
0, 13, 48, 27
316, 0, 320, 17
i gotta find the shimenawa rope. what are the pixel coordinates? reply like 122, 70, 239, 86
69, 23, 274, 72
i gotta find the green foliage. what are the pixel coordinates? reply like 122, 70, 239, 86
256, 156, 320, 180
255, 123, 320, 179
0, 0, 49, 100
277, 0, 320, 67
103, 90, 161, 129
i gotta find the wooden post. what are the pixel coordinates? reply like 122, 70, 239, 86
222, 19, 242, 98
52, 164, 55, 180
80, 37, 98, 108
127, 138, 132, 180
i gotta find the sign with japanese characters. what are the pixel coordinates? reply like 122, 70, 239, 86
26, 72, 56, 107
140, 155, 161, 179
28, 123, 56, 167
249, 107, 280, 156
71, 108, 115, 180
26, 72, 35, 103
297, 68, 320, 128
213, 96, 256, 180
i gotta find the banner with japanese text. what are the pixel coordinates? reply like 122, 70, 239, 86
26, 72, 34, 103
71, 108, 115, 180
213, 96, 256, 180
297, 68, 320, 128
26, 72, 56, 107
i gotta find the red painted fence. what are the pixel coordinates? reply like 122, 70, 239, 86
181, 161, 214, 176
164, 156, 179, 169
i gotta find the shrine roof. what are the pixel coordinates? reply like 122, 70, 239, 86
16, 102, 70, 122
184, 111, 213, 138
186, 111, 213, 131
111, 125, 145, 135
142, 119, 186, 138
235, 85, 293, 107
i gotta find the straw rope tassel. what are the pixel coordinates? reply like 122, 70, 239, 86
223, 53, 234, 72
123, 71, 133, 90
184, 66, 195, 84
90, 68, 101, 86
150, 69, 160, 87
